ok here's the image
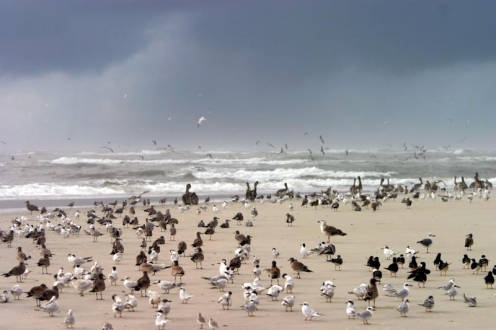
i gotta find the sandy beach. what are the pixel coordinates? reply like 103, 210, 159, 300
1, 194, 495, 330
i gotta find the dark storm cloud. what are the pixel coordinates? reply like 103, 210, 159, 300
0, 0, 181, 76
0, 0, 496, 152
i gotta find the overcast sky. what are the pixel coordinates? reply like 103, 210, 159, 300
1, 0, 495, 153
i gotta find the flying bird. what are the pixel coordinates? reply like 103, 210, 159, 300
197, 116, 207, 128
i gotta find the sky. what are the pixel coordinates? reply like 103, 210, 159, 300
1, 0, 496, 153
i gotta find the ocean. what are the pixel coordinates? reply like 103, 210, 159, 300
0, 147, 494, 210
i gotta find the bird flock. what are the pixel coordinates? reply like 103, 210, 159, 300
0, 177, 494, 329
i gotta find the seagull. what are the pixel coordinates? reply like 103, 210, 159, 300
463, 293, 477, 307
282, 273, 294, 293
346, 300, 356, 319
155, 311, 168, 329
356, 306, 374, 325
281, 295, 295, 312
241, 299, 257, 316
417, 233, 436, 253
397, 298, 409, 317
394, 283, 411, 299
382, 246, 396, 260
272, 248, 280, 259
218, 291, 232, 310
301, 302, 320, 321
179, 287, 192, 304
438, 278, 459, 291
299, 243, 313, 258
10, 284, 23, 300
197, 116, 207, 128
64, 309, 75, 328
445, 286, 458, 300
266, 284, 283, 301
39, 296, 60, 316
418, 295, 435, 312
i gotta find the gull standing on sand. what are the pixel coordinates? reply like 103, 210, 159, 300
397, 298, 410, 317
446, 286, 458, 300
356, 307, 374, 324
281, 295, 295, 311
299, 243, 313, 258
394, 283, 411, 299
419, 295, 435, 312
301, 302, 320, 320
282, 273, 294, 293
39, 296, 60, 316
64, 309, 75, 328
179, 287, 192, 303
346, 300, 356, 319
218, 291, 232, 310
241, 299, 257, 316
10, 284, 23, 300
155, 311, 168, 329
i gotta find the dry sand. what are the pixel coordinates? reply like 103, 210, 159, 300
1, 196, 495, 330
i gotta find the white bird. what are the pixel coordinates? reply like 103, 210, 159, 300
112, 252, 122, 264
301, 302, 320, 321
320, 281, 336, 302
156, 279, 179, 294
282, 273, 294, 293
73, 264, 85, 278
157, 298, 172, 316
64, 309, 75, 328
266, 284, 283, 301
111, 294, 124, 318
179, 287, 192, 304
241, 299, 257, 316
124, 293, 138, 311
67, 254, 92, 266
397, 298, 409, 316
252, 264, 262, 277
123, 277, 137, 292
281, 295, 295, 312
217, 291, 232, 310
445, 286, 458, 300
149, 249, 159, 263
346, 300, 356, 319
0, 290, 9, 303
405, 246, 417, 256
349, 283, 368, 300
197, 116, 207, 128
356, 306, 374, 324
10, 284, 23, 300
108, 266, 118, 286
39, 296, 60, 316
272, 248, 280, 259
382, 246, 396, 260
438, 278, 459, 291
394, 283, 411, 299
70, 278, 93, 296
299, 243, 313, 258
155, 311, 168, 329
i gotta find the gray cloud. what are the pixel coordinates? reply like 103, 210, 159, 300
0, 0, 495, 153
